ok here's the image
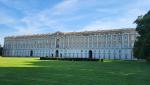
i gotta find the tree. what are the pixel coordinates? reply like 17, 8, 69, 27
134, 10, 150, 61
0, 44, 2, 56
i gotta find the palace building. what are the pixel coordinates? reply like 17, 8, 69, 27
3, 28, 138, 60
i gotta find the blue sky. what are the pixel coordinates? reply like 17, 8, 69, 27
0, 0, 150, 45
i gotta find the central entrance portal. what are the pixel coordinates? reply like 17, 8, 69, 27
89, 50, 93, 59
55, 50, 59, 57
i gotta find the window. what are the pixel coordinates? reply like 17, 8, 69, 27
56, 39, 59, 48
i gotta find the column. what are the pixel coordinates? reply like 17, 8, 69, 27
97, 35, 98, 48
106, 34, 108, 48
68, 36, 69, 48
128, 33, 130, 48
91, 36, 94, 48
88, 36, 89, 48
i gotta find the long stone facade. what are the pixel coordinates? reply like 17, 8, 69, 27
3, 28, 138, 60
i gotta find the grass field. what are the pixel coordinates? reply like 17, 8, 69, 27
0, 57, 150, 85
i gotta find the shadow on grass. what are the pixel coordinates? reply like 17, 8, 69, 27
25, 59, 149, 68
0, 58, 150, 85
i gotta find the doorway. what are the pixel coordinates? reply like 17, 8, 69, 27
30, 50, 33, 57
89, 50, 93, 59
55, 50, 59, 57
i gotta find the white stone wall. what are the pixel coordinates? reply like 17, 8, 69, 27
3, 29, 138, 60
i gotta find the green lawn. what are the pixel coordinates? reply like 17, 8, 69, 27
0, 57, 150, 85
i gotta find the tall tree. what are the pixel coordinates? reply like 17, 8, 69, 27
134, 10, 150, 61
0, 44, 2, 56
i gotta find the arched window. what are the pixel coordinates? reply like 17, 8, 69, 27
114, 50, 116, 59
119, 50, 121, 59
56, 39, 59, 48
60, 53, 62, 57
108, 50, 110, 59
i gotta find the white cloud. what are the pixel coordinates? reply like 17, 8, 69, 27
0, 0, 150, 38
0, 12, 17, 24
51, 0, 79, 15
80, 18, 136, 31
11, 0, 82, 35
81, 0, 150, 31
